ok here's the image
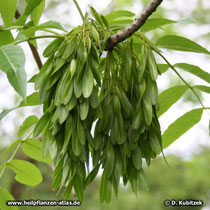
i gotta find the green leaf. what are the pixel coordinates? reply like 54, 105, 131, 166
157, 64, 169, 74
0, 108, 16, 121
31, 0, 45, 25
194, 85, 210, 94
0, 140, 21, 161
36, 20, 65, 31
7, 159, 43, 186
33, 112, 50, 138
109, 19, 133, 27
158, 85, 189, 117
0, 92, 40, 121
141, 18, 176, 33
23, 21, 65, 37
105, 10, 135, 22
22, 138, 53, 164
162, 109, 203, 149
19, 92, 40, 106
0, 45, 27, 99
18, 115, 38, 138
0, 31, 14, 47
156, 35, 210, 55
0, 0, 17, 26
24, 0, 44, 16
174, 63, 210, 84
0, 188, 19, 210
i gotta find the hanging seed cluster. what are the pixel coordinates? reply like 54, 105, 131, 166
33, 9, 162, 203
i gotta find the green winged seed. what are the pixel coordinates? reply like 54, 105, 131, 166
119, 88, 133, 117
74, 76, 83, 98
149, 132, 162, 154
52, 122, 62, 136
143, 92, 153, 126
104, 176, 112, 204
73, 170, 84, 201
77, 120, 86, 145
139, 78, 146, 101
33, 112, 50, 138
59, 105, 69, 124
85, 164, 100, 186
148, 50, 158, 81
66, 93, 77, 111
90, 87, 99, 109
62, 115, 74, 152
90, 25, 100, 47
82, 66, 94, 98
104, 141, 115, 178
35, 57, 53, 91
132, 105, 143, 130
90, 58, 101, 86
51, 57, 66, 75
72, 130, 82, 156
132, 147, 142, 170
62, 35, 77, 60
99, 172, 105, 203
70, 59, 77, 79
90, 43, 99, 63
113, 95, 121, 115
43, 38, 64, 58
80, 99, 89, 120
63, 81, 74, 105
90, 7, 104, 27
146, 76, 158, 105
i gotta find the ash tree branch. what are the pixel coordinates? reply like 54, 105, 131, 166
107, 0, 163, 50
15, 10, 43, 70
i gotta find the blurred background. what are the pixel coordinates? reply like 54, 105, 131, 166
0, 0, 210, 209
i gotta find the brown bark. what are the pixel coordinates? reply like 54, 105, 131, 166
107, 0, 163, 50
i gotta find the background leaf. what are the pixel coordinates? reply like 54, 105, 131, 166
18, 116, 38, 138
174, 63, 210, 83
156, 35, 210, 55
157, 64, 169, 74
0, 140, 21, 161
194, 85, 210, 94
22, 138, 53, 164
24, 0, 44, 16
141, 18, 176, 33
105, 10, 135, 22
158, 85, 189, 117
0, 0, 17, 26
0, 31, 14, 47
0, 188, 19, 210
162, 109, 203, 149
0, 45, 27, 99
7, 159, 43, 186
0, 92, 40, 121
22, 21, 65, 37
31, 0, 45, 25
19, 92, 40, 106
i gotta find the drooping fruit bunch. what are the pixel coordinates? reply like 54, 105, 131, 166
33, 8, 162, 203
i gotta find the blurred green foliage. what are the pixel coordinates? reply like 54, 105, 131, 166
1, 146, 210, 210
